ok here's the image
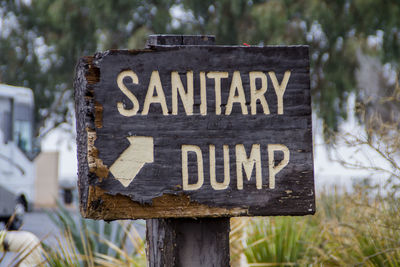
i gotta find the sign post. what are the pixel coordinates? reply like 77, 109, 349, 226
74, 34, 315, 266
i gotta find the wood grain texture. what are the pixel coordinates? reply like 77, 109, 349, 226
146, 218, 230, 267
74, 45, 315, 219
146, 34, 215, 47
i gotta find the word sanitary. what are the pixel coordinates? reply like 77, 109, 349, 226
116, 70, 291, 116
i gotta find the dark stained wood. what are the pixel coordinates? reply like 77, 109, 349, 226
146, 218, 230, 267
74, 42, 315, 219
146, 218, 176, 266
145, 34, 215, 47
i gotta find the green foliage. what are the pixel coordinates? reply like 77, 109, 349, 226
45, 200, 146, 266
238, 188, 400, 266
244, 216, 316, 266
180, 0, 400, 138
1, 1, 400, 138
0, 0, 169, 137
2, 189, 398, 266
316, 189, 400, 266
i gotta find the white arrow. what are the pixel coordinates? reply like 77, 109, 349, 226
110, 136, 154, 187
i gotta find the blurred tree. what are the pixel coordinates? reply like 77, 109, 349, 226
179, 0, 400, 138
0, 0, 399, 140
0, 0, 173, 137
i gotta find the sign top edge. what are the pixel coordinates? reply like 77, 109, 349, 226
90, 45, 309, 58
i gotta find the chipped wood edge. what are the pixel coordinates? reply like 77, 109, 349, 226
75, 54, 249, 220
85, 186, 248, 220
74, 55, 104, 217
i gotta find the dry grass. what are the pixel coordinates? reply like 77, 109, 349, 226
234, 187, 400, 266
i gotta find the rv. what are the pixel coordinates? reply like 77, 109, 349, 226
0, 84, 39, 228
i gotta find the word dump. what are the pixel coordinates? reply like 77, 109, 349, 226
117, 70, 291, 116
182, 144, 290, 191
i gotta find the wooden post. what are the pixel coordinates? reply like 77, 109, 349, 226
145, 35, 231, 267
146, 218, 230, 267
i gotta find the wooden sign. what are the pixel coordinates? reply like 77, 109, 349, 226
74, 45, 315, 220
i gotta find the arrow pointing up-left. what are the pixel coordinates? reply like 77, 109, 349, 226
110, 136, 154, 187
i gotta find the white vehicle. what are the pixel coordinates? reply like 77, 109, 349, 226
0, 84, 38, 217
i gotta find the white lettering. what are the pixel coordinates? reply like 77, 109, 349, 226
236, 144, 262, 190
226, 71, 248, 115
249, 71, 269, 115
207, 72, 229, 115
117, 70, 140, 116
269, 71, 291, 115
268, 144, 290, 189
142, 71, 169, 115
200, 71, 207, 115
172, 71, 194, 115
209, 144, 230, 190
182, 145, 204, 190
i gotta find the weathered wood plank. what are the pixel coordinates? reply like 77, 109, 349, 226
74, 45, 315, 219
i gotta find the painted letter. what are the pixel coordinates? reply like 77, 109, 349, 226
200, 71, 207, 115
249, 71, 269, 115
117, 70, 140, 116
268, 71, 291, 115
142, 71, 169, 115
182, 145, 204, 190
236, 144, 262, 190
207, 72, 229, 115
209, 145, 230, 190
226, 71, 248, 115
172, 71, 194, 115
268, 144, 290, 189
